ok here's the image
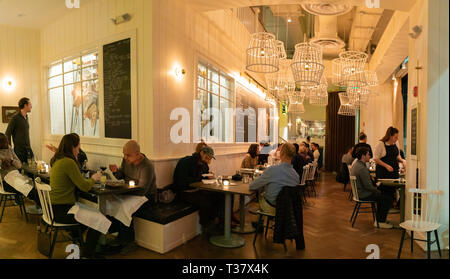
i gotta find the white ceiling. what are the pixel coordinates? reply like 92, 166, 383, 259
187, 0, 417, 12
0, 0, 93, 29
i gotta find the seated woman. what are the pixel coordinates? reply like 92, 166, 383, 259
49, 133, 102, 258
0, 133, 40, 208
46, 133, 88, 170
241, 144, 259, 169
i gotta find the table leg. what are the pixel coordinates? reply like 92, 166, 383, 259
209, 193, 245, 248
232, 195, 255, 234
400, 186, 405, 223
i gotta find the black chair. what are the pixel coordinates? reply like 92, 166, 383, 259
349, 176, 379, 228
341, 162, 350, 192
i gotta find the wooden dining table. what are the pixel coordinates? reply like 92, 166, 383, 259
190, 180, 254, 248
377, 178, 406, 223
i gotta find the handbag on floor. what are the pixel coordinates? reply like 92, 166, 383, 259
37, 226, 51, 257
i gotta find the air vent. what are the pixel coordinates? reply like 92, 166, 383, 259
309, 37, 345, 49
301, 1, 352, 16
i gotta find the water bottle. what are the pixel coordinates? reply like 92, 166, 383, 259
27, 151, 32, 166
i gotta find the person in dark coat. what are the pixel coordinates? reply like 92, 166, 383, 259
173, 147, 224, 232
274, 186, 305, 250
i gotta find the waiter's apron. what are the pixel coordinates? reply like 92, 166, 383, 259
376, 143, 400, 179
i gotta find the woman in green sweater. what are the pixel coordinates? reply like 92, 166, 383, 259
49, 133, 102, 258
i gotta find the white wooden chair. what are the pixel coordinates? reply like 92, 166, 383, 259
397, 188, 443, 259
0, 177, 28, 223
347, 164, 353, 200
306, 163, 317, 197
298, 165, 309, 204
349, 176, 378, 228
35, 178, 83, 259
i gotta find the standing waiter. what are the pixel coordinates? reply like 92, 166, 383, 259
374, 127, 406, 207
5, 97, 34, 163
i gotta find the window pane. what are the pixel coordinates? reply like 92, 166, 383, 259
82, 53, 98, 67
220, 87, 231, 100
64, 71, 81, 85
220, 75, 230, 89
49, 63, 63, 77
206, 93, 219, 141
82, 66, 98, 80
211, 82, 219, 94
64, 58, 81, 72
197, 89, 208, 110
198, 75, 207, 90
64, 83, 82, 135
220, 98, 234, 143
198, 64, 207, 77
209, 69, 219, 83
48, 75, 63, 89
49, 87, 65, 135
82, 81, 99, 137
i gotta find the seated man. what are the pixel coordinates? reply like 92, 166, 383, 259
173, 146, 224, 233
291, 145, 311, 183
106, 140, 157, 252
250, 143, 300, 215
351, 147, 394, 229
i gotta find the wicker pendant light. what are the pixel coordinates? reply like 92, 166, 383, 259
291, 42, 324, 88
246, 32, 280, 73
339, 51, 368, 78
338, 92, 356, 116
289, 103, 305, 113
331, 58, 345, 86
276, 40, 287, 60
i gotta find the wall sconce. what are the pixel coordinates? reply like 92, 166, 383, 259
2, 77, 16, 92
171, 65, 186, 81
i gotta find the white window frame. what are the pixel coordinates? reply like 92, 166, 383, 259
43, 30, 138, 154
47, 50, 99, 137
196, 60, 235, 143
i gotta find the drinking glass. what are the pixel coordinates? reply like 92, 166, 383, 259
100, 175, 107, 190
216, 175, 223, 185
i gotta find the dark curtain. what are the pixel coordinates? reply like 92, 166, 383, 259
325, 91, 355, 172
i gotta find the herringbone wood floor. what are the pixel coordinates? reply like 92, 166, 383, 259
0, 172, 447, 259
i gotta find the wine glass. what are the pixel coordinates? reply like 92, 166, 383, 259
100, 174, 107, 190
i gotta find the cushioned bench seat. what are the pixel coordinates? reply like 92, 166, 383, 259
134, 201, 198, 225
133, 200, 200, 254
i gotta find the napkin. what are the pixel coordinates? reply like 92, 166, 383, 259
101, 194, 148, 227
68, 202, 111, 234
3, 170, 34, 197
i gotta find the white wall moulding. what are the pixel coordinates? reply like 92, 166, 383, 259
246, 32, 279, 73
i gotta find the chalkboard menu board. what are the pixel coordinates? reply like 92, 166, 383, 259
103, 38, 132, 139
411, 107, 417, 156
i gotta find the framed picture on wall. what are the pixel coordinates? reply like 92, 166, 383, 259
2, 106, 19, 124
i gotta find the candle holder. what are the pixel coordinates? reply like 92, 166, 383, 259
129, 180, 135, 187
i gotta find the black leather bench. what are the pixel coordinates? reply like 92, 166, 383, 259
134, 200, 198, 225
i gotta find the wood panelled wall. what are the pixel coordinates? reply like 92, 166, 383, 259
0, 25, 41, 157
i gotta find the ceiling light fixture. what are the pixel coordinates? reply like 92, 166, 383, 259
246, 32, 279, 73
